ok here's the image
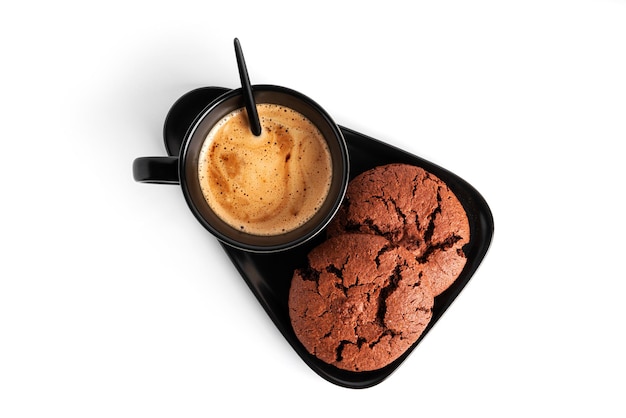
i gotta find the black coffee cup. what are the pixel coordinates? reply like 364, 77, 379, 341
133, 85, 350, 253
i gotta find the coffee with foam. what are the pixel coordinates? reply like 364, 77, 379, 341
198, 103, 333, 236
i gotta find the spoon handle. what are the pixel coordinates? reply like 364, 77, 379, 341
234, 38, 262, 136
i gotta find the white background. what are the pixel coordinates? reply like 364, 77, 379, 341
1, 0, 625, 416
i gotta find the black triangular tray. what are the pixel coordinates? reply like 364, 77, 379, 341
163, 87, 494, 388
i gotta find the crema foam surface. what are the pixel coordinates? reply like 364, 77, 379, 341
198, 104, 332, 236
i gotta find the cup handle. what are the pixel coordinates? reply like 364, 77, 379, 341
133, 156, 180, 184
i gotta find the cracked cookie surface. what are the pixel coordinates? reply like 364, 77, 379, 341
288, 234, 434, 372
327, 163, 470, 296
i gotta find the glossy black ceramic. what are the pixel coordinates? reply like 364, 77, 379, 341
136, 85, 349, 253
162, 87, 494, 388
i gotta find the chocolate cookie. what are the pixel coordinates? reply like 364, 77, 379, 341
288, 234, 434, 372
327, 163, 470, 296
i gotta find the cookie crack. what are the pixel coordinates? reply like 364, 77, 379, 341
299, 261, 320, 283
412, 271, 424, 287
423, 187, 443, 244
416, 234, 464, 264
374, 244, 394, 268
296, 261, 322, 294
368, 330, 395, 349
344, 220, 363, 233
376, 264, 402, 328
364, 218, 394, 241
387, 196, 406, 224
326, 264, 343, 280
411, 175, 420, 197
336, 340, 350, 362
